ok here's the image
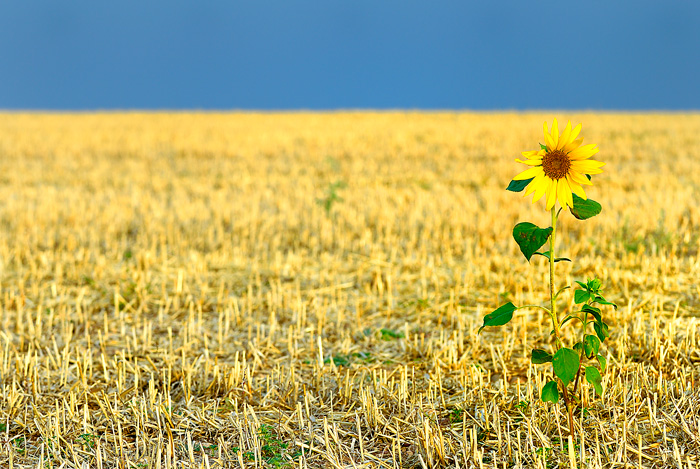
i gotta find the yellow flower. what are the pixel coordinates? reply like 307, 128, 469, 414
513, 119, 604, 210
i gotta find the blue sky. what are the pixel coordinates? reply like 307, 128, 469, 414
1, 1, 699, 110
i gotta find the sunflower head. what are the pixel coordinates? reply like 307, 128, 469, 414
512, 119, 604, 210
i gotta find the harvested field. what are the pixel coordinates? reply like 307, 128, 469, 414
0, 112, 700, 468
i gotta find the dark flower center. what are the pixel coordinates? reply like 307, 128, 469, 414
542, 150, 571, 180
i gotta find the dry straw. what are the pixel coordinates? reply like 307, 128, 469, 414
0, 112, 699, 468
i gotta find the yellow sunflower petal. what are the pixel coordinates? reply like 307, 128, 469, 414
532, 176, 550, 202
569, 123, 582, 142
571, 160, 605, 174
558, 121, 573, 149
569, 170, 593, 186
543, 121, 556, 150
566, 174, 587, 199
521, 150, 541, 158
513, 120, 600, 210
515, 158, 543, 166
513, 166, 544, 180
545, 178, 558, 210
563, 137, 584, 153
524, 172, 546, 196
568, 144, 599, 160
557, 178, 573, 208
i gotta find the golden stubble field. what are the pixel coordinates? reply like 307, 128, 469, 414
0, 112, 699, 468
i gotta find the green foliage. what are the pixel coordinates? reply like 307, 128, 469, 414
533, 251, 571, 263
573, 279, 616, 344
479, 302, 516, 332
582, 304, 601, 322
593, 296, 618, 309
512, 222, 553, 261
258, 424, 300, 468
448, 408, 464, 423
570, 194, 602, 220
193, 444, 218, 454
553, 348, 580, 386
77, 433, 96, 449
574, 289, 591, 304
593, 321, 609, 341
560, 315, 581, 327
232, 425, 300, 467
514, 400, 529, 412
81, 275, 96, 287
583, 334, 601, 358
585, 367, 603, 395
506, 178, 534, 192
531, 349, 553, 364
596, 354, 607, 372
325, 351, 374, 367
541, 381, 559, 403
379, 328, 404, 340
13, 436, 25, 454
317, 181, 346, 214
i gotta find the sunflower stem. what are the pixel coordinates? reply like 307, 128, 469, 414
548, 206, 575, 437
548, 208, 562, 349
572, 301, 590, 396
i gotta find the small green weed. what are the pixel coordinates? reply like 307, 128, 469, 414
514, 400, 529, 412
379, 328, 404, 340
13, 436, 25, 454
233, 425, 299, 468
317, 181, 346, 214
77, 433, 97, 449
324, 351, 373, 367
447, 407, 464, 423
259, 424, 301, 468
535, 446, 552, 457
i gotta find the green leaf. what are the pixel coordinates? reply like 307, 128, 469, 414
479, 302, 517, 333
593, 295, 618, 310
582, 304, 602, 322
512, 223, 553, 262
379, 328, 405, 340
561, 315, 581, 327
531, 349, 553, 364
540, 143, 548, 151
596, 354, 607, 372
532, 251, 571, 263
541, 381, 559, 403
506, 178, 534, 192
553, 348, 580, 386
585, 366, 603, 396
588, 278, 602, 291
570, 194, 602, 220
575, 280, 588, 290
574, 290, 591, 304
583, 334, 601, 358
593, 321, 610, 341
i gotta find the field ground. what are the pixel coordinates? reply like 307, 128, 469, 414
1, 112, 700, 468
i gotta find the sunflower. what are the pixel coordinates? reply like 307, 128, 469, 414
513, 119, 604, 210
